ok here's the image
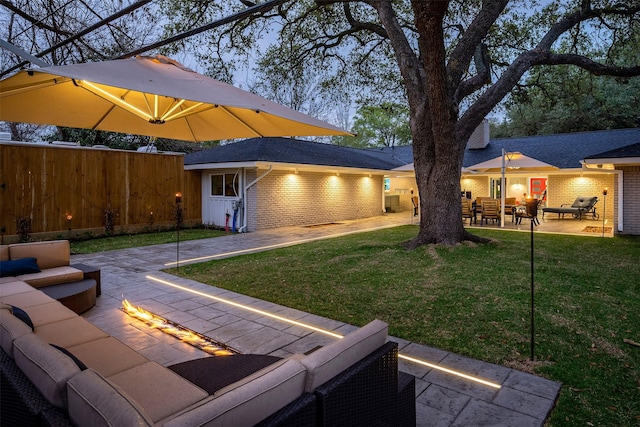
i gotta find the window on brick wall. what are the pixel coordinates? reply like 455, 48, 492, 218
211, 174, 239, 197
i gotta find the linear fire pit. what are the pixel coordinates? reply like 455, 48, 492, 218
121, 299, 238, 356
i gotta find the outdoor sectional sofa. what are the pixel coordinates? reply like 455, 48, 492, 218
0, 240, 99, 314
0, 266, 415, 426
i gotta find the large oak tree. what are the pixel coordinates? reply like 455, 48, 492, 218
162, 0, 640, 246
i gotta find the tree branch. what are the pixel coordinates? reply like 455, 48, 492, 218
535, 53, 640, 77
457, 1, 640, 141
0, 0, 72, 36
446, 0, 509, 92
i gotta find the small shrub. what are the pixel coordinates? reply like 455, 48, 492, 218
16, 216, 31, 243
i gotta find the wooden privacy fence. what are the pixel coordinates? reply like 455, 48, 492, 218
0, 142, 201, 241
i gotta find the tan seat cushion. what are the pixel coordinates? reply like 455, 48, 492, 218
0, 276, 22, 284
22, 301, 78, 327
0, 307, 33, 357
107, 361, 208, 423
0, 289, 56, 307
17, 266, 84, 288
0, 280, 35, 297
67, 369, 154, 427
0, 245, 8, 261
9, 240, 70, 269
299, 319, 388, 391
13, 333, 82, 409
67, 337, 149, 377
35, 316, 109, 348
163, 356, 307, 427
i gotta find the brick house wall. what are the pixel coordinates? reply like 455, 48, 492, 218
621, 166, 640, 235
460, 176, 490, 200
252, 169, 383, 230
545, 173, 616, 227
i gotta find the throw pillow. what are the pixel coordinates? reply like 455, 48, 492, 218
0, 257, 41, 277
10, 305, 35, 331
50, 344, 88, 371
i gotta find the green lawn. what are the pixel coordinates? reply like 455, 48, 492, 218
166, 227, 640, 426
70, 228, 227, 254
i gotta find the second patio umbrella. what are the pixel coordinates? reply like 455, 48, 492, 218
0, 55, 352, 142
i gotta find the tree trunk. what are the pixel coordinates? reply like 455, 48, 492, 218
403, 0, 488, 247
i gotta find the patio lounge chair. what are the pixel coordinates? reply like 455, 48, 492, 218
542, 196, 599, 220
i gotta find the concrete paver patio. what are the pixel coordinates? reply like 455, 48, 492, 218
72, 214, 562, 426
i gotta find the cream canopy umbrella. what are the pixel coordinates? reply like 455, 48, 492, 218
0, 55, 352, 142
466, 152, 557, 172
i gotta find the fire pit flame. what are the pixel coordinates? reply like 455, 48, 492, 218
122, 299, 236, 356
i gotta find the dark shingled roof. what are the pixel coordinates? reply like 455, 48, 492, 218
185, 137, 406, 170
585, 141, 640, 159
463, 128, 640, 169
185, 128, 640, 171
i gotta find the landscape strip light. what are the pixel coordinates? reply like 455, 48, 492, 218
145, 275, 502, 389
146, 275, 342, 339
164, 224, 401, 267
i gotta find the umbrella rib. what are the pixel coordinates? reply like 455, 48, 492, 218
0, 77, 70, 98
78, 80, 154, 122
218, 105, 263, 137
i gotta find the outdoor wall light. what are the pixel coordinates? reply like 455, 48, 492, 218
603, 188, 608, 196
66, 214, 73, 235
149, 211, 154, 225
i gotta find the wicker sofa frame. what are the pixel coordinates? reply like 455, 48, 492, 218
1, 340, 414, 427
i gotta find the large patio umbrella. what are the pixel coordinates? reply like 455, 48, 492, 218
466, 152, 557, 172
0, 55, 351, 142
466, 151, 558, 227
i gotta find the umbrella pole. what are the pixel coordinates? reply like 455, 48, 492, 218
501, 149, 506, 227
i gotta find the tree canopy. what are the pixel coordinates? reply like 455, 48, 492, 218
2, 0, 640, 245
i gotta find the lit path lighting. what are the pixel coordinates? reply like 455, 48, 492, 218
146, 276, 342, 339
145, 275, 502, 389
164, 224, 401, 267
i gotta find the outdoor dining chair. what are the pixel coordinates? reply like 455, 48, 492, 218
481, 199, 500, 224
461, 198, 474, 224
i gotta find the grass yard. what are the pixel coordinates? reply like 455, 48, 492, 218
70, 228, 227, 254
169, 226, 640, 426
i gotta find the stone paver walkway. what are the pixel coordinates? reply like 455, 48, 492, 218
73, 214, 560, 426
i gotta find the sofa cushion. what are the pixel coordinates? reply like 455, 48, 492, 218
0, 280, 35, 297
0, 276, 22, 284
9, 240, 71, 269
107, 361, 208, 423
0, 257, 41, 277
22, 301, 77, 327
67, 369, 154, 427
35, 316, 109, 348
0, 289, 56, 308
0, 306, 33, 357
17, 266, 84, 288
67, 337, 149, 377
299, 319, 388, 392
0, 245, 8, 261
13, 333, 82, 408
163, 356, 307, 427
